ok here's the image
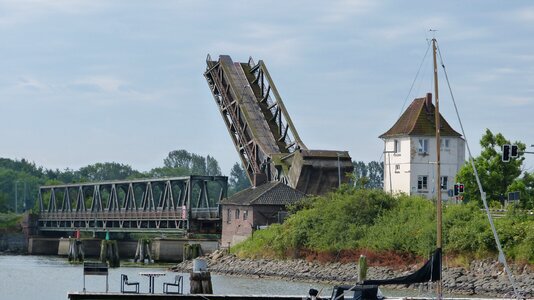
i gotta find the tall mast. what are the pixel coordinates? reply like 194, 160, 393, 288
432, 38, 443, 299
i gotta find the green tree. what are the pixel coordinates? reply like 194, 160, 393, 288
228, 162, 250, 195
190, 154, 207, 175
507, 172, 534, 209
456, 129, 526, 206
164, 150, 192, 169
77, 162, 141, 181
206, 155, 221, 176
162, 150, 222, 176
367, 161, 384, 189
0, 192, 9, 212
352, 161, 383, 189
147, 166, 190, 178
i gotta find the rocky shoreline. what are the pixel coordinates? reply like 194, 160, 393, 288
170, 251, 533, 298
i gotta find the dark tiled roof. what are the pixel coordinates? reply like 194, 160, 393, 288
221, 181, 305, 206
379, 95, 462, 138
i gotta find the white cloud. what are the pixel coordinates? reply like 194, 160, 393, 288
318, 0, 377, 23
514, 6, 534, 23
15, 76, 49, 91
503, 96, 533, 107
73, 75, 128, 93
472, 67, 519, 83
209, 38, 303, 65
0, 0, 107, 28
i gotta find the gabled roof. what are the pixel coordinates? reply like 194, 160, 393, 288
379, 94, 462, 139
221, 181, 305, 206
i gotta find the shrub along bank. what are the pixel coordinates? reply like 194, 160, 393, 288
232, 187, 534, 264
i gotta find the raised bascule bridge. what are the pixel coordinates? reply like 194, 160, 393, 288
204, 55, 353, 194
33, 55, 352, 244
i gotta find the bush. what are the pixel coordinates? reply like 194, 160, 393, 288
362, 195, 435, 256
231, 186, 534, 264
232, 224, 289, 258
0, 213, 22, 229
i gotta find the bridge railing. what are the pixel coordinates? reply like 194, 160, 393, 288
39, 208, 219, 221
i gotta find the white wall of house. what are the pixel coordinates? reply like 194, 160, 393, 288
383, 136, 465, 200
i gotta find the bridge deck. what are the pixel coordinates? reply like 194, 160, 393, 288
219, 56, 280, 155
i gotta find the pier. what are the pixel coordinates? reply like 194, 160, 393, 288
27, 237, 218, 261
68, 293, 303, 300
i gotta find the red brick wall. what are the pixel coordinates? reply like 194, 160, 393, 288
221, 204, 254, 247
221, 204, 287, 247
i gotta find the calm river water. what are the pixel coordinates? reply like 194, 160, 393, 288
0, 255, 463, 300
0, 255, 333, 300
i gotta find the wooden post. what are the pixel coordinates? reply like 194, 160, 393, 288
100, 240, 120, 268
183, 243, 202, 261
68, 238, 85, 263
134, 239, 153, 263
190, 271, 212, 294
358, 255, 368, 283
201, 271, 213, 294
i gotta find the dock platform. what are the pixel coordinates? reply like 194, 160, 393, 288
68, 293, 304, 300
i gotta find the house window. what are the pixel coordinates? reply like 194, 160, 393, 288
417, 176, 428, 190
235, 209, 240, 220
227, 208, 231, 223
440, 139, 450, 149
243, 210, 248, 220
441, 176, 448, 190
418, 139, 429, 154
395, 164, 400, 173
394, 139, 401, 153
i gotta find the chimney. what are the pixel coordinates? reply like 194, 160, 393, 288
425, 93, 432, 112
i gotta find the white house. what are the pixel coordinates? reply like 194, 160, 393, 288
379, 93, 465, 200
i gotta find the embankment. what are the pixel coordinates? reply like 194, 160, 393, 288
0, 231, 26, 254
170, 251, 533, 298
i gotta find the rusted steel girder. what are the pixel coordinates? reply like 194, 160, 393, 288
37, 176, 227, 234
205, 55, 353, 195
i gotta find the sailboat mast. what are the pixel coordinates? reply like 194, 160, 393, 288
432, 38, 443, 299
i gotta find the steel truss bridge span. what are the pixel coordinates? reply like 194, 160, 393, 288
37, 176, 227, 234
205, 55, 353, 195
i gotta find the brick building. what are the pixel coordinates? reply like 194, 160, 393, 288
220, 181, 305, 247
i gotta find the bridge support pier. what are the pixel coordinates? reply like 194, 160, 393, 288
134, 239, 153, 264
100, 240, 120, 268
68, 239, 85, 263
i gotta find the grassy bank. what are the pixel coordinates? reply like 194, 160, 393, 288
0, 213, 22, 231
232, 187, 534, 264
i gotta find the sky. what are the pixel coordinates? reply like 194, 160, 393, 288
1, 0, 533, 176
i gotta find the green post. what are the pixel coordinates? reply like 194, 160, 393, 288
358, 255, 368, 283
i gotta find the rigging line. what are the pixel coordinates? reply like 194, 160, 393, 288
436, 42, 522, 300
398, 42, 431, 117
